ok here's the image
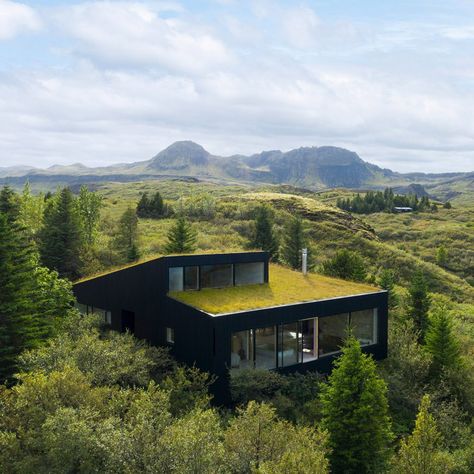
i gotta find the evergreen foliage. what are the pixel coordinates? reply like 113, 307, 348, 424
39, 188, 83, 280
0, 206, 74, 383
164, 217, 197, 254
114, 206, 140, 262
322, 249, 367, 282
136, 191, 170, 218
337, 188, 431, 214
0, 185, 20, 222
425, 306, 462, 380
392, 395, 453, 474
249, 205, 279, 259
320, 336, 393, 473
407, 270, 431, 343
378, 268, 398, 308
280, 216, 311, 270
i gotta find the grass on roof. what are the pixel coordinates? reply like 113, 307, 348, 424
170, 263, 380, 315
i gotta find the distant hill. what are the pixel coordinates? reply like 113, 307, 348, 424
1, 141, 472, 200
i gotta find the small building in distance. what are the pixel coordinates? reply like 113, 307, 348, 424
394, 206, 413, 213
73, 251, 388, 402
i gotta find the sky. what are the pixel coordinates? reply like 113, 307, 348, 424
1, 0, 474, 172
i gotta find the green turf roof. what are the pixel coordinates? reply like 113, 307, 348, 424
169, 264, 380, 315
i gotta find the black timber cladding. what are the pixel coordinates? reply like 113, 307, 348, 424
73, 251, 388, 402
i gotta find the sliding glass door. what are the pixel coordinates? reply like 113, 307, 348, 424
230, 308, 378, 370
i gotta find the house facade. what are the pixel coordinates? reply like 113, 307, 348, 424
73, 251, 388, 402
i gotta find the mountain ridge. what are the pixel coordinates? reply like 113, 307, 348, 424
1, 141, 472, 198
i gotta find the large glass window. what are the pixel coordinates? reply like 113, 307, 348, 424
278, 323, 300, 367
318, 313, 349, 356
231, 330, 254, 369
255, 326, 276, 369
200, 264, 233, 289
184, 266, 199, 290
301, 318, 318, 362
234, 262, 265, 286
169, 267, 184, 291
351, 309, 377, 346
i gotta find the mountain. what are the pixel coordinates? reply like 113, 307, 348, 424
1, 141, 472, 199
146, 141, 211, 171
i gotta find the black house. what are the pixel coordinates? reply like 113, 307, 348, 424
73, 251, 388, 401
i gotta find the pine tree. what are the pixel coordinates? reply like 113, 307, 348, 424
0, 213, 37, 382
392, 395, 452, 474
320, 337, 393, 474
39, 188, 83, 280
0, 212, 74, 383
379, 268, 398, 308
425, 306, 461, 379
281, 216, 305, 270
150, 192, 164, 218
407, 270, 431, 343
0, 185, 20, 222
164, 217, 197, 254
250, 205, 279, 259
136, 192, 152, 218
114, 206, 140, 262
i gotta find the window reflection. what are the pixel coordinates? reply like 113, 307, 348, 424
279, 323, 300, 367
235, 262, 264, 286
184, 266, 199, 290
318, 313, 349, 356
200, 264, 233, 289
169, 267, 183, 291
231, 330, 253, 369
255, 326, 276, 369
351, 309, 377, 346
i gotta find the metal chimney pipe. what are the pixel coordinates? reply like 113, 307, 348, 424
302, 248, 308, 275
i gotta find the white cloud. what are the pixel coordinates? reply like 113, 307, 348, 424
0, 1, 473, 173
52, 1, 231, 74
0, 0, 41, 39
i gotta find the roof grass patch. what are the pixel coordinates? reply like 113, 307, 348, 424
170, 263, 379, 315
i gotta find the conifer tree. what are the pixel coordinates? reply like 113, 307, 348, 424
392, 395, 452, 474
39, 188, 83, 280
114, 206, 140, 262
379, 268, 398, 308
0, 211, 74, 383
281, 216, 305, 270
0, 185, 20, 222
320, 336, 392, 473
150, 191, 164, 217
0, 213, 37, 382
164, 217, 197, 254
407, 270, 431, 343
425, 306, 461, 379
250, 205, 279, 259
136, 192, 152, 218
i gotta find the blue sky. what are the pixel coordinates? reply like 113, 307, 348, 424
1, 1, 474, 172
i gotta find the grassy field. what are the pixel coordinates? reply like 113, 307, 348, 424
171, 263, 379, 314
93, 179, 474, 301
